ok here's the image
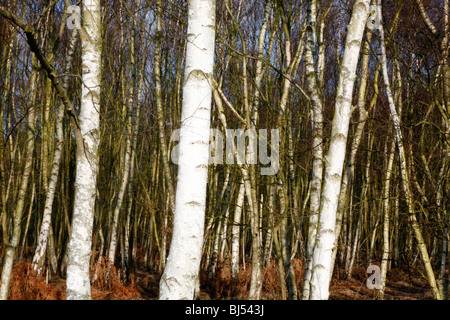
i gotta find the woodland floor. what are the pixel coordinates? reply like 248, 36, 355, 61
0, 256, 437, 300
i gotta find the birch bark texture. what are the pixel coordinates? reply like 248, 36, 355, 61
66, 0, 102, 300
159, 0, 216, 300
32, 28, 78, 275
308, 0, 370, 300
302, 0, 324, 300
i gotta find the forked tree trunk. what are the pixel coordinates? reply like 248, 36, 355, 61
308, 0, 370, 300
329, 29, 373, 281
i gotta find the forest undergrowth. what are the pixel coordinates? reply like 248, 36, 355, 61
0, 249, 435, 300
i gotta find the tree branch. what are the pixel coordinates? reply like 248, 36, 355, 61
0, 5, 84, 152
415, 0, 438, 35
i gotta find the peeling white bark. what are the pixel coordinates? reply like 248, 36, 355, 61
32, 28, 78, 275
302, 0, 324, 300
159, 0, 216, 300
231, 180, 245, 279
66, 0, 101, 300
308, 0, 370, 300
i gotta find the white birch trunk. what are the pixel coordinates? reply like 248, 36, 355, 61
66, 0, 101, 300
329, 30, 372, 280
231, 180, 245, 279
302, 0, 324, 299
32, 28, 78, 275
378, 138, 396, 299
159, 0, 215, 300
308, 0, 370, 300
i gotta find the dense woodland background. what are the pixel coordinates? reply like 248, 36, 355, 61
0, 0, 449, 299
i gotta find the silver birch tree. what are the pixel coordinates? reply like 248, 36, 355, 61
32, 25, 78, 275
302, 0, 324, 299
308, 0, 370, 300
231, 180, 245, 278
159, 0, 216, 300
66, 0, 102, 300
